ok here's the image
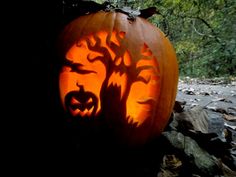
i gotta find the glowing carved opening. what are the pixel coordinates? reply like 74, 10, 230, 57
59, 31, 160, 127
126, 43, 160, 126
59, 39, 105, 118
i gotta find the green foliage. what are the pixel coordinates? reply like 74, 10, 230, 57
94, 0, 236, 78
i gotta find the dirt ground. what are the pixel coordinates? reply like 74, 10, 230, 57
177, 78, 236, 109
176, 77, 236, 141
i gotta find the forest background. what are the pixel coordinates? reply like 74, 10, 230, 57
93, 0, 236, 78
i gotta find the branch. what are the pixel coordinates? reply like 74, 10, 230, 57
192, 19, 214, 37
195, 16, 222, 43
179, 14, 222, 43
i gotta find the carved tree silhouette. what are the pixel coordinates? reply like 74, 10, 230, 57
83, 31, 160, 129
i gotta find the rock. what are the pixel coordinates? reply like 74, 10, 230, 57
171, 106, 209, 133
161, 130, 220, 176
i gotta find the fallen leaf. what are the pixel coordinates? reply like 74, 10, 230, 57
224, 114, 236, 122
206, 106, 228, 114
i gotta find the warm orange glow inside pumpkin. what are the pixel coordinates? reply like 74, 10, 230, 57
59, 37, 106, 117
59, 30, 160, 126
126, 67, 160, 125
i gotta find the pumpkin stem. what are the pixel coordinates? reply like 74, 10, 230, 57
61, 0, 159, 22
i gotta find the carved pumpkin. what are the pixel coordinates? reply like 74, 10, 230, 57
58, 11, 179, 146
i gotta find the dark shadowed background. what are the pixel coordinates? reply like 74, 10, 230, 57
6, 1, 164, 176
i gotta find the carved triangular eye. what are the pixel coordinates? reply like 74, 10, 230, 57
141, 43, 152, 56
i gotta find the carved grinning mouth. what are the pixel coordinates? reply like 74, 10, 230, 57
70, 97, 95, 117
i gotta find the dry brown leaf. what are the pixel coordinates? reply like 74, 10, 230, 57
224, 114, 236, 121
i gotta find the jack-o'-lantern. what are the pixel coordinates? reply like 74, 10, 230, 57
57, 11, 179, 146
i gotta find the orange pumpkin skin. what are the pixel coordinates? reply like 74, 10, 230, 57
58, 11, 179, 146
